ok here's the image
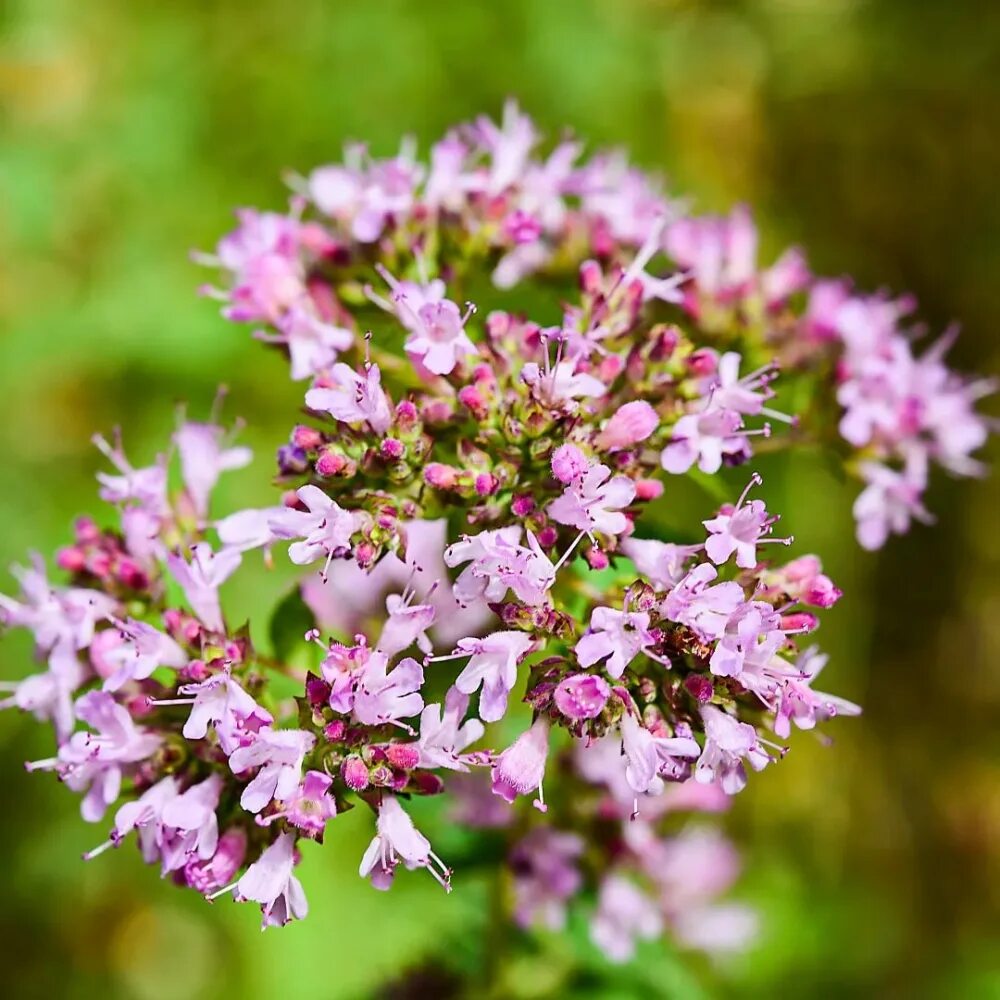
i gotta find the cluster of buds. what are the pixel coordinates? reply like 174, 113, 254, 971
1, 105, 991, 959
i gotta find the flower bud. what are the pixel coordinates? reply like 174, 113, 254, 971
551, 443, 588, 484
316, 449, 348, 477
684, 674, 714, 703
342, 756, 370, 791
292, 425, 324, 450
595, 401, 659, 451
554, 674, 611, 720
379, 438, 405, 461
385, 743, 420, 770
425, 463, 458, 489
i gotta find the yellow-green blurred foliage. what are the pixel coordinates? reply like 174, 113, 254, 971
1, 1, 997, 997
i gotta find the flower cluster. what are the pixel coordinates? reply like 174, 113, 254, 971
2, 105, 990, 960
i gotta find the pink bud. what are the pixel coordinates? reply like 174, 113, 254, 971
425, 463, 458, 489
342, 756, 370, 791
634, 478, 664, 501
580, 259, 603, 294
596, 401, 659, 451
536, 526, 559, 548
804, 574, 842, 608
57, 547, 87, 573
379, 438, 405, 461
511, 494, 536, 517
781, 612, 819, 633
687, 348, 719, 377
503, 209, 542, 244
394, 399, 418, 430
475, 472, 499, 496
491, 718, 549, 811
585, 548, 609, 571
551, 443, 589, 484
385, 743, 420, 770
554, 674, 611, 720
684, 674, 714, 703
458, 385, 488, 419
316, 450, 347, 477
292, 425, 324, 450
324, 720, 346, 741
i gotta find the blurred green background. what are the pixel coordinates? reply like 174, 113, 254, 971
1, 1, 998, 997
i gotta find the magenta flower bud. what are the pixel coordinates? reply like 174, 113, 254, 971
292, 425, 324, 450
634, 478, 664, 501
384, 743, 420, 770
324, 719, 346, 741
379, 438, 405, 461
425, 463, 458, 489
422, 399, 454, 424
805, 574, 842, 608
458, 384, 488, 419
475, 472, 498, 497
551, 443, 588, 484
511, 494, 536, 517
394, 399, 419, 430
781, 612, 819, 633
89, 551, 112, 577
410, 771, 445, 796
580, 259, 603, 294
306, 673, 332, 707
585, 548, 609, 571
554, 674, 611, 720
56, 547, 87, 573
342, 756, 370, 791
537, 525, 559, 548
354, 541, 377, 568
116, 558, 149, 590
316, 449, 348, 477
595, 401, 659, 451
74, 516, 100, 544
687, 347, 719, 376
185, 827, 247, 896
684, 674, 714, 703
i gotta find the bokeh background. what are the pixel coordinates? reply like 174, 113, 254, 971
1, 1, 998, 997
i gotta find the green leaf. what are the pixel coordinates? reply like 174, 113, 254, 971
268, 586, 316, 665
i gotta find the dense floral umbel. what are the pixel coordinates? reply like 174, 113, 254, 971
1, 105, 990, 959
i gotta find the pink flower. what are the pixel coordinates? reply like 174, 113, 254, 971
695, 706, 771, 794
660, 407, 748, 475
575, 607, 657, 679
661, 564, 745, 641
175, 673, 272, 754
268, 486, 360, 571
92, 433, 169, 516
491, 717, 549, 810
359, 796, 450, 890
709, 602, 784, 681
166, 543, 241, 633
417, 688, 485, 771
215, 506, 285, 553
521, 359, 606, 407
28, 690, 161, 821
402, 299, 478, 376
95, 619, 187, 692
234, 831, 308, 929
275, 306, 353, 380
228, 728, 316, 814
590, 875, 662, 962
174, 422, 252, 519
773, 647, 861, 738
510, 828, 584, 931
304, 362, 392, 434
185, 827, 247, 896
375, 591, 436, 659
352, 653, 424, 728
853, 453, 933, 550
159, 774, 223, 873
444, 526, 554, 607
261, 770, 337, 838
620, 537, 702, 589
704, 483, 790, 570
595, 401, 659, 451
548, 460, 635, 536
91, 775, 179, 863
450, 631, 536, 723
470, 99, 538, 195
